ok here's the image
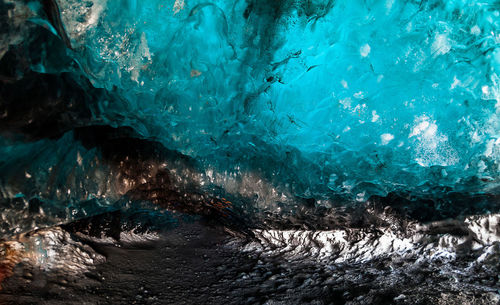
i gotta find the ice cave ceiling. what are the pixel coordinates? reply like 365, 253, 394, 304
0, 0, 499, 238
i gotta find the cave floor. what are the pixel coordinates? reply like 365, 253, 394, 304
0, 221, 499, 305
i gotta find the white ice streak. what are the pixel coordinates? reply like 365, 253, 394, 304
245, 214, 500, 265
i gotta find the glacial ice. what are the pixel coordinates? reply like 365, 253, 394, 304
0, 0, 500, 236
62, 0, 500, 198
2, 2, 500, 302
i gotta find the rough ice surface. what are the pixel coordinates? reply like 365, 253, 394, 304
60, 0, 500, 200
1, 1, 500, 303
2, 0, 500, 213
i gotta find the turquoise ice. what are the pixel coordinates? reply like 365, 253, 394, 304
55, 0, 500, 199
0, 0, 499, 226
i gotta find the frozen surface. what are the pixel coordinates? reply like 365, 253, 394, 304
0, 1, 500, 303
57, 0, 500, 200
1, 0, 500, 214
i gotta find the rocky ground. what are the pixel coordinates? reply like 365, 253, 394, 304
0, 214, 499, 305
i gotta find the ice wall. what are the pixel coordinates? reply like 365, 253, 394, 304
58, 0, 500, 199
0, 0, 500, 235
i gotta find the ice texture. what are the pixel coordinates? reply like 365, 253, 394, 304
59, 0, 500, 198
1, 0, 500, 236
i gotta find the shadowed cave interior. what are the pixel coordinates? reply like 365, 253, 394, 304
0, 0, 500, 304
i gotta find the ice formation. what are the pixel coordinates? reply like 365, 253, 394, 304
57, 0, 500, 200
1, 2, 500, 294
2, 2, 500, 303
0, 0, 500, 237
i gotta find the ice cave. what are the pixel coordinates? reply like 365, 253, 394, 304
0, 0, 499, 304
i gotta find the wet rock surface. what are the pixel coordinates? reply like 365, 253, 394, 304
1, 218, 499, 305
